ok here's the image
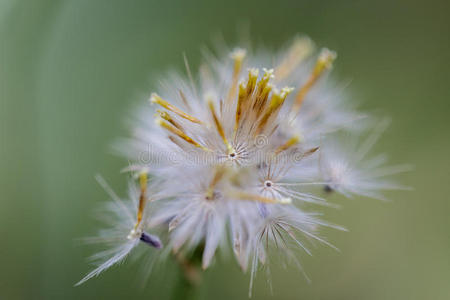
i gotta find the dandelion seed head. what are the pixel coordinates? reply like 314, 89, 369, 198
77, 175, 162, 286
79, 36, 408, 292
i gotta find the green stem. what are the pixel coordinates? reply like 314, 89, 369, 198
171, 248, 203, 300
171, 266, 199, 300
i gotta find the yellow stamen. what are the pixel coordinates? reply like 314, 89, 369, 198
134, 171, 148, 230
229, 190, 291, 204
226, 48, 246, 105
255, 87, 293, 135
275, 135, 301, 155
292, 48, 336, 113
246, 68, 259, 95
274, 37, 314, 81
258, 84, 273, 110
156, 119, 210, 151
205, 167, 226, 200
234, 82, 247, 132
150, 93, 203, 124
253, 69, 273, 110
234, 69, 259, 133
208, 99, 233, 153
303, 146, 319, 157
157, 110, 183, 130
257, 68, 273, 91
257, 69, 273, 94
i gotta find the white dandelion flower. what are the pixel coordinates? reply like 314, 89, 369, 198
120, 40, 345, 272
77, 173, 162, 285
80, 36, 407, 292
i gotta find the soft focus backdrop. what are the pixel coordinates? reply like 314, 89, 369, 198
1, 0, 449, 299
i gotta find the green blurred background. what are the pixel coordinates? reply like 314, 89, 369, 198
1, 0, 449, 299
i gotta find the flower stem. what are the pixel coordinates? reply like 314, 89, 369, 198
171, 246, 203, 300
171, 266, 199, 300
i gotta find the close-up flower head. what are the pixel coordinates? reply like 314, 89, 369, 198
79, 37, 407, 295
2, 1, 449, 299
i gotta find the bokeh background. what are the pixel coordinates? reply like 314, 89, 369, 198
1, 0, 449, 299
